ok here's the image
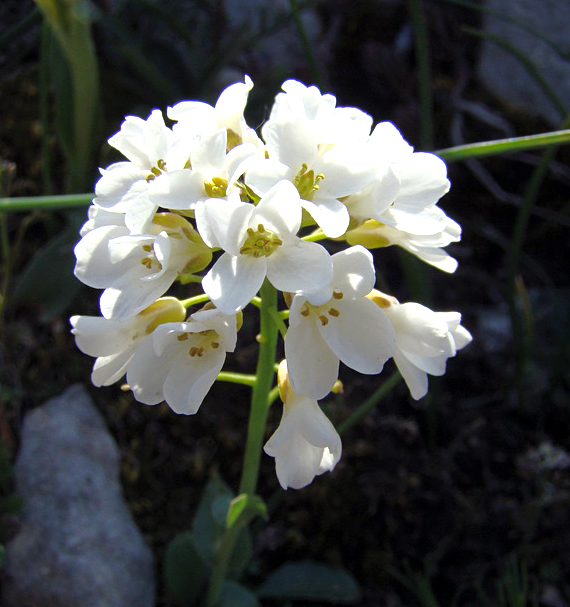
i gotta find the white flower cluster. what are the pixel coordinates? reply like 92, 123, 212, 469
71, 77, 471, 489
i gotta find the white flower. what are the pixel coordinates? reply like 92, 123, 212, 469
285, 246, 395, 399
70, 297, 186, 387
168, 75, 261, 147
74, 213, 211, 320
94, 110, 191, 233
246, 119, 377, 238
264, 361, 342, 490
268, 79, 373, 146
148, 127, 258, 211
196, 181, 333, 314
126, 307, 238, 415
345, 218, 461, 273
368, 291, 472, 399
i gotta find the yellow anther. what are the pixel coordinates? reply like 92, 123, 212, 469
239, 224, 282, 258
204, 176, 228, 198
157, 159, 167, 170
177, 333, 189, 341
151, 166, 162, 177
211, 342, 220, 349
141, 257, 152, 268
294, 164, 325, 200
146, 174, 156, 182
319, 315, 329, 326
142, 244, 152, 252
328, 308, 340, 317
333, 291, 344, 299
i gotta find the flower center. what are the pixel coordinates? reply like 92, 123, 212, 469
240, 223, 283, 258
140, 244, 163, 271
293, 163, 325, 200
204, 176, 228, 198
177, 329, 221, 357
146, 158, 167, 182
300, 293, 343, 326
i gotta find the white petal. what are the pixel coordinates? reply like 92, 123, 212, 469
264, 119, 319, 170
202, 253, 266, 314
319, 298, 395, 374
394, 350, 428, 400
253, 180, 302, 237
163, 349, 225, 414
301, 197, 350, 238
92, 349, 135, 386
94, 163, 149, 214
214, 75, 253, 134
192, 128, 227, 177
330, 246, 376, 298
245, 158, 291, 196
100, 270, 178, 320
126, 336, 172, 405
196, 196, 253, 253
285, 318, 339, 400
312, 144, 377, 198
392, 152, 450, 210
148, 169, 206, 209
267, 240, 333, 294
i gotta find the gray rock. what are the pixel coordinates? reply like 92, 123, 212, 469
477, 0, 570, 125
2, 385, 155, 607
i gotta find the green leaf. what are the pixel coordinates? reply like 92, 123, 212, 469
191, 476, 253, 575
218, 581, 261, 607
257, 561, 362, 603
163, 531, 210, 606
226, 494, 268, 529
11, 210, 85, 320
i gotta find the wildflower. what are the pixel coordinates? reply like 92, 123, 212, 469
345, 218, 461, 273
126, 307, 238, 414
285, 246, 395, 399
70, 297, 186, 387
94, 110, 190, 234
74, 213, 211, 320
264, 361, 342, 490
196, 181, 333, 314
368, 291, 472, 399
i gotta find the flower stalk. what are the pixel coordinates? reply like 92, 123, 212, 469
205, 280, 278, 606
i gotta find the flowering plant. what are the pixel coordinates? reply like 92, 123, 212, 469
70, 77, 471, 603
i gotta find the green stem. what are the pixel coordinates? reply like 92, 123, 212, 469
337, 370, 402, 435
0, 193, 92, 212
436, 129, 570, 162
216, 371, 257, 387
205, 280, 279, 606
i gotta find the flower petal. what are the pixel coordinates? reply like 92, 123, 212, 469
202, 253, 266, 314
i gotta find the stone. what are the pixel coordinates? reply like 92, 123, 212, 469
477, 0, 570, 125
2, 385, 155, 607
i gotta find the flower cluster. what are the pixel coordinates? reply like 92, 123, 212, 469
71, 77, 471, 490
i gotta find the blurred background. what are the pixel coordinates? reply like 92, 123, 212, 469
1, 0, 570, 605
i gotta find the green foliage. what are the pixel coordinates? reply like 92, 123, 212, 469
164, 531, 210, 607
219, 581, 261, 607
257, 561, 362, 603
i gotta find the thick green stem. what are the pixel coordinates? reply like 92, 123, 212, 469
205, 281, 279, 606
239, 281, 279, 495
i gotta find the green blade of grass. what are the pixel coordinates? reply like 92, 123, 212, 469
436, 129, 570, 162
0, 193, 92, 212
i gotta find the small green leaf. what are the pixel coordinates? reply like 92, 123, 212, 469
191, 476, 234, 565
226, 494, 268, 529
257, 560, 362, 603
163, 531, 210, 606
11, 211, 85, 320
219, 581, 261, 607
